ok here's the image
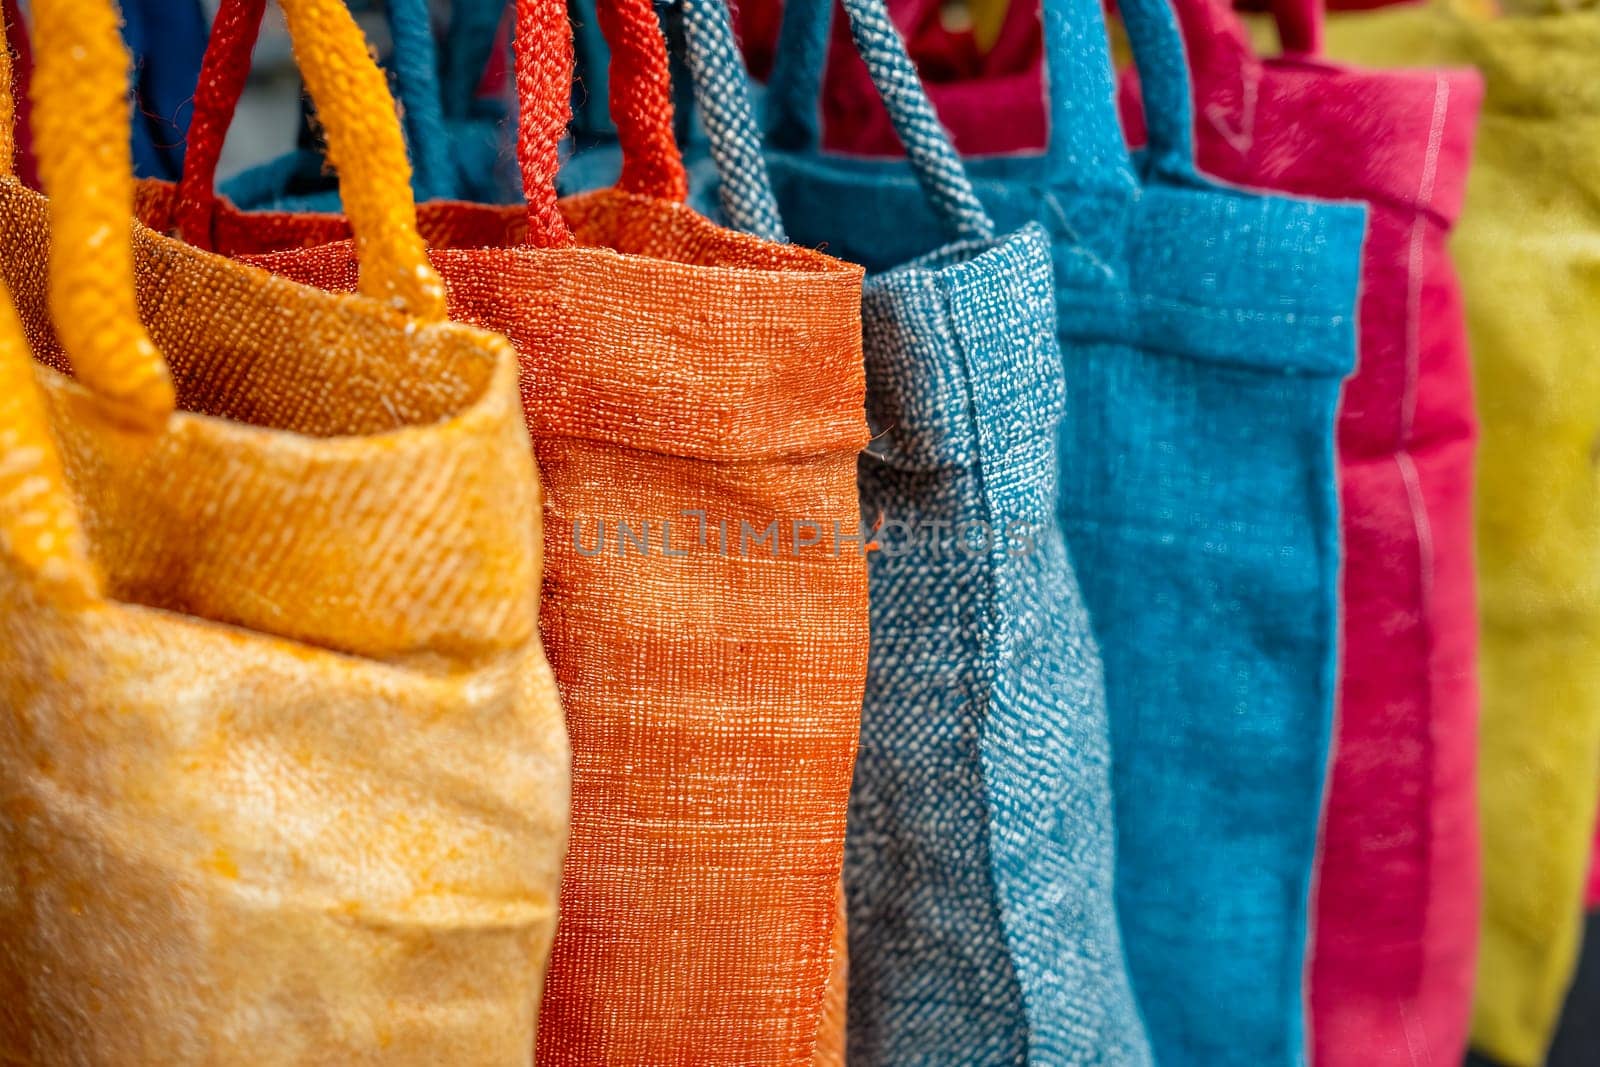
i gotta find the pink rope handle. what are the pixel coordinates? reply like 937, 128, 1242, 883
1159, 0, 1323, 142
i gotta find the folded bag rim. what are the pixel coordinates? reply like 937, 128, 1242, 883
0, 0, 543, 663
134, 0, 870, 464
0, 5, 564, 1062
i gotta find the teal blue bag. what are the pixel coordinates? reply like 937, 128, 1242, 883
752, 0, 1364, 1062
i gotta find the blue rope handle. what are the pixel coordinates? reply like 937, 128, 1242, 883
835, 0, 994, 241
764, 0, 1197, 192
386, 0, 457, 202
440, 0, 510, 118
763, 0, 832, 150
680, 0, 993, 243
679, 0, 786, 240
1117, 0, 1201, 183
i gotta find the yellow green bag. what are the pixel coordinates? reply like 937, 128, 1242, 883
1249, 3, 1600, 1063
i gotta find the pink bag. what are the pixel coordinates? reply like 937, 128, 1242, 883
1118, 3, 1484, 1063
814, 0, 1044, 155
1589, 818, 1600, 910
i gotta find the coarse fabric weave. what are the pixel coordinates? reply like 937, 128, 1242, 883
0, 0, 567, 1063
1285, 4, 1600, 1062
1119, 1, 1485, 1062
651, 0, 1152, 1061
147, 0, 872, 1062
764, 0, 1365, 1061
671, 7, 854, 1060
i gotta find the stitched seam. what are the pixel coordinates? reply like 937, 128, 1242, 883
1393, 73, 1450, 1046
926, 270, 1035, 1060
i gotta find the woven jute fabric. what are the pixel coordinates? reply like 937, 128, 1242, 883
1120, 4, 1486, 1063
727, 0, 1150, 1061
232, 189, 870, 1066
0, 1, 565, 1061
230, 194, 870, 1067
846, 226, 1153, 1067
146, 0, 872, 1060
1293, 6, 1600, 1063
613, 0, 1152, 1058
0, 182, 567, 1065
764, 0, 1363, 1060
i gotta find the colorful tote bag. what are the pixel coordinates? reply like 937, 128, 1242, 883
0, 0, 567, 1061
138, 0, 873, 1062
1118, 1, 1486, 1063
667, 0, 1151, 1060
1294, 4, 1600, 1062
763, 0, 1365, 1061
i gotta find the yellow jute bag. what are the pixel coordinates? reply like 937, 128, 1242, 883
0, 0, 568, 1063
1250, 3, 1600, 1063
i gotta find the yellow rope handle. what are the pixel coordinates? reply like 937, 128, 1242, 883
277, 0, 447, 320
0, 274, 100, 607
31, 0, 174, 434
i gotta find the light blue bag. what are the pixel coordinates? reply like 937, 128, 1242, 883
215, 0, 517, 210
643, 0, 1153, 1061
757, 0, 1364, 1063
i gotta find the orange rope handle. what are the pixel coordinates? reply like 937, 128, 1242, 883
31, 0, 174, 434
0, 274, 99, 607
277, 0, 447, 320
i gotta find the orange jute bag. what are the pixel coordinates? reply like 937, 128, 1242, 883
0, 0, 569, 1062
140, 0, 872, 1062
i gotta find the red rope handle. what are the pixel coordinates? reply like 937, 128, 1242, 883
180, 0, 683, 248
2, 0, 37, 187
515, 0, 577, 245
175, 0, 267, 249
513, 0, 687, 211
597, 0, 688, 201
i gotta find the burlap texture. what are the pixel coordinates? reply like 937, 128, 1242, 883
237, 185, 871, 1067
0, 1, 568, 1062
1266, 5, 1600, 1062
1120, 3, 1486, 1062
0, 191, 568, 1064
147, 0, 873, 1060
